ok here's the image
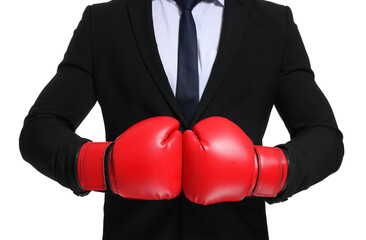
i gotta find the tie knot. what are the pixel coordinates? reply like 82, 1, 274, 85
174, 0, 201, 11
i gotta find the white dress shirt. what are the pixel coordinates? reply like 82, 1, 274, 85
152, 0, 225, 100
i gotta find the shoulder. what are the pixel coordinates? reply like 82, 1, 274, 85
83, 0, 128, 26
252, 0, 286, 10
247, 0, 293, 34
88, 0, 126, 16
250, 0, 288, 18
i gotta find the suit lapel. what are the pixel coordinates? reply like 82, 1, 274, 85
191, 0, 251, 128
126, 0, 189, 129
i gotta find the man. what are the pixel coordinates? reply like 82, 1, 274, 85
19, 0, 344, 239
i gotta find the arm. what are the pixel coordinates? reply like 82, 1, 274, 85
267, 6, 345, 204
180, 6, 344, 206
19, 6, 95, 196
19, 6, 184, 199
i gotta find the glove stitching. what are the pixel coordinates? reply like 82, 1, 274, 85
277, 149, 286, 195
272, 149, 282, 196
256, 150, 264, 195
247, 149, 259, 197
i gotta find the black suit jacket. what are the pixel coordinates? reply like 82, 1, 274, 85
19, 0, 344, 239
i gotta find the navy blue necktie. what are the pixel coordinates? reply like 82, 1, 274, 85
174, 0, 201, 126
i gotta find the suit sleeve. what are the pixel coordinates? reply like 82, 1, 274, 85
19, 6, 96, 196
267, 6, 345, 204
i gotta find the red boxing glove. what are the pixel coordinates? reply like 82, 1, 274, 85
77, 116, 182, 200
183, 116, 288, 205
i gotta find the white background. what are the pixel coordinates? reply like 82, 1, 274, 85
1, 0, 365, 239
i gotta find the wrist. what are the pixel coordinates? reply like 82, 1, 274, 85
251, 146, 288, 197
77, 141, 113, 191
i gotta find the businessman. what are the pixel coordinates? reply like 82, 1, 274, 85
19, 0, 344, 239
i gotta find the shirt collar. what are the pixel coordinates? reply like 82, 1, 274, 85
216, 0, 225, 7
153, 0, 225, 7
